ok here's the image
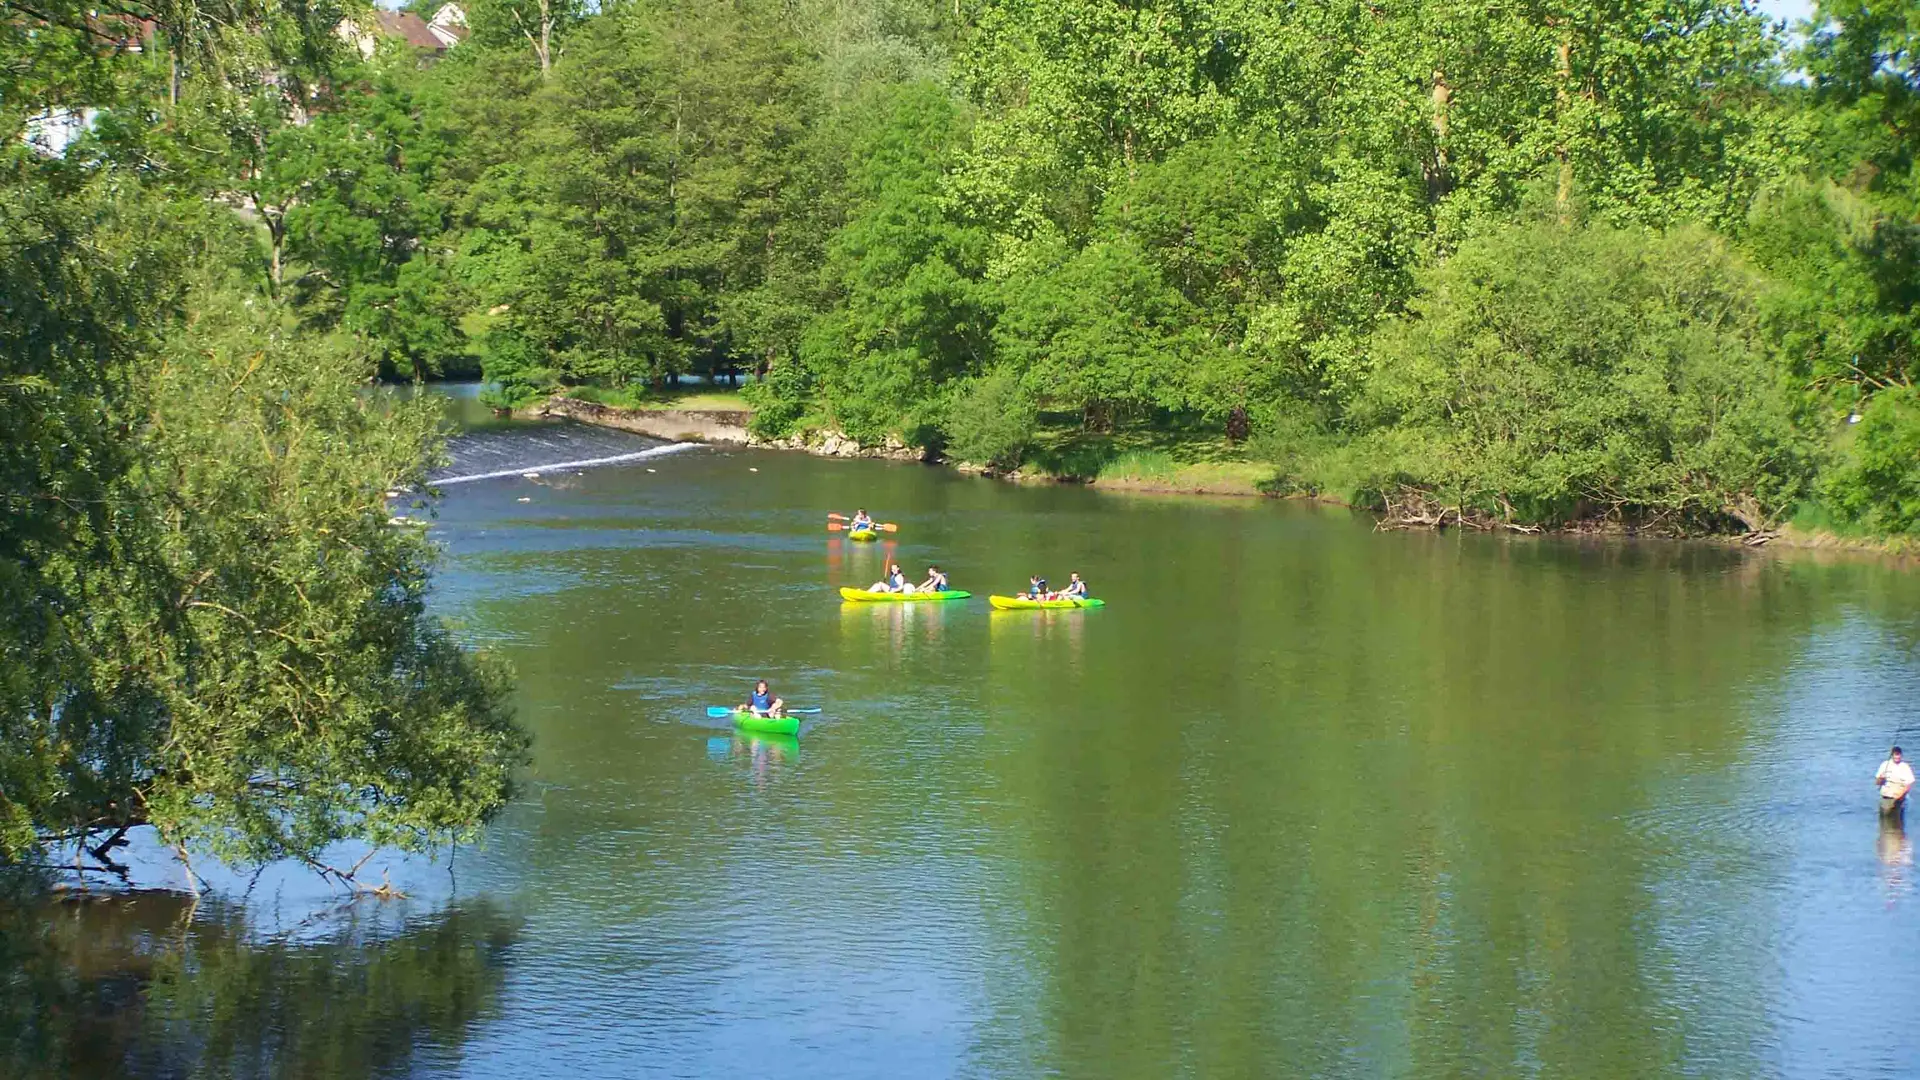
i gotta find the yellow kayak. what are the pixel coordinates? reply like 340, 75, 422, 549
839, 587, 970, 602
988, 595, 1105, 610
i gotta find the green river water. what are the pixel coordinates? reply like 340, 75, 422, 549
7, 405, 1920, 1078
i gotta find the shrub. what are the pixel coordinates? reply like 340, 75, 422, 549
1351, 221, 1815, 530
942, 371, 1036, 471
1821, 386, 1920, 534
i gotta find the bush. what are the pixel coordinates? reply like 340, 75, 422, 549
1821, 386, 1920, 534
741, 358, 810, 439
941, 371, 1036, 471
1350, 221, 1815, 530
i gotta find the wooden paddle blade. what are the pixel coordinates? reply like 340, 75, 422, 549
826, 512, 850, 520
879, 523, 899, 531
826, 522, 846, 531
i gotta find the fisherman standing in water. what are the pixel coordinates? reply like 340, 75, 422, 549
1877, 746, 1913, 815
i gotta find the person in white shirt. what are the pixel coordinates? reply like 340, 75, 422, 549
1876, 746, 1913, 815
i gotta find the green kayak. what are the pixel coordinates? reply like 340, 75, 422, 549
839, 587, 970, 602
731, 709, 801, 735
988, 594, 1106, 610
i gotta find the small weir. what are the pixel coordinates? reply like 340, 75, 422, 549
432, 416, 697, 486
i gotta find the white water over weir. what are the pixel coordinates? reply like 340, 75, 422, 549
434, 442, 698, 486
427, 410, 701, 486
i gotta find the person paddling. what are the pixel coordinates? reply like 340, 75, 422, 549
1060, 572, 1088, 600
1878, 746, 1913, 815
918, 565, 950, 593
870, 562, 906, 593
744, 680, 785, 718
849, 508, 874, 532
1026, 575, 1050, 600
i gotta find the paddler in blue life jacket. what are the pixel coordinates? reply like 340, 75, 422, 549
870, 562, 906, 593
1026, 575, 1050, 600
1060, 572, 1088, 600
849, 509, 874, 532
744, 679, 785, 718
917, 565, 950, 594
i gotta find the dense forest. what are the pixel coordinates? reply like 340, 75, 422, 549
198, 0, 1917, 539
4, 0, 1920, 865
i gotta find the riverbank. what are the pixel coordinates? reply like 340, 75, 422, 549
524, 394, 1919, 559
522, 395, 1276, 493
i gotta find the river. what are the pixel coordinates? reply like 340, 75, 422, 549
6, 408, 1920, 1078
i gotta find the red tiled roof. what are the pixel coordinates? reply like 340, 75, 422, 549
373, 10, 446, 51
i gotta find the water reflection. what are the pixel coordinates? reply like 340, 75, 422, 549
0, 886, 518, 1080
987, 608, 1090, 658
838, 598, 953, 664
1880, 813, 1912, 904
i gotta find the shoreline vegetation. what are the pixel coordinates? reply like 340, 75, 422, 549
527, 390, 1920, 560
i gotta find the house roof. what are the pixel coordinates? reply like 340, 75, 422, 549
373, 10, 446, 51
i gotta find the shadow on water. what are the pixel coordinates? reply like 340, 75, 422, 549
0, 880, 520, 1080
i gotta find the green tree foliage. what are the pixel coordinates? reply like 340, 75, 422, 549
1, 0, 525, 870
1350, 221, 1815, 530
281, 60, 466, 379
466, 0, 826, 396
798, 79, 988, 443
1822, 385, 1920, 533
942, 368, 1036, 470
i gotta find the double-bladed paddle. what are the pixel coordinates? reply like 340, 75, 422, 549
707, 706, 822, 717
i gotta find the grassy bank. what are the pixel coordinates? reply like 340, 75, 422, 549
563, 384, 754, 412
1018, 420, 1276, 496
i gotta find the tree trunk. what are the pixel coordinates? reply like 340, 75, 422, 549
1554, 31, 1573, 222
264, 209, 285, 294
1225, 405, 1250, 443
538, 0, 551, 76
1428, 68, 1452, 203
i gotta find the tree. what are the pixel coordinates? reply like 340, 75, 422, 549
1, 0, 526, 874
798, 80, 989, 443
1351, 220, 1816, 531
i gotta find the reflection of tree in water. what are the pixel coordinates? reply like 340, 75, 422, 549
0, 885, 518, 1080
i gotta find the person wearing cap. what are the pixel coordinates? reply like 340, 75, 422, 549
1877, 746, 1913, 815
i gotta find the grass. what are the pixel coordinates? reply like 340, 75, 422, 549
563, 384, 754, 412
1021, 416, 1276, 495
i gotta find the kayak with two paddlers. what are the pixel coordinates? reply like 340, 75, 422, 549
990, 571, 1101, 610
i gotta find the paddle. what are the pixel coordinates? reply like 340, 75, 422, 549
707, 706, 822, 717
826, 521, 898, 532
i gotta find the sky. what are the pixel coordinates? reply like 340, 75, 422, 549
1756, 0, 1816, 25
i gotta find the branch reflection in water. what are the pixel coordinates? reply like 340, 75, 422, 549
0, 881, 519, 1080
